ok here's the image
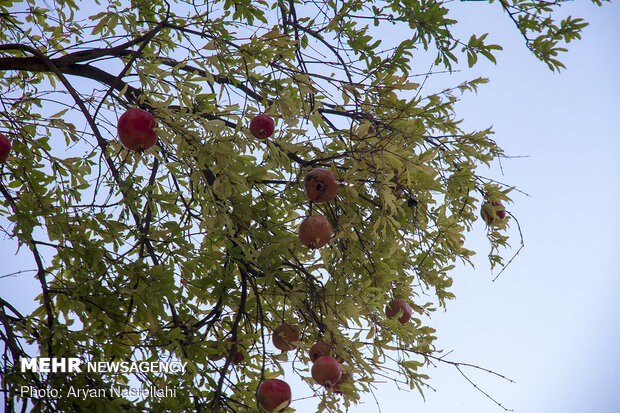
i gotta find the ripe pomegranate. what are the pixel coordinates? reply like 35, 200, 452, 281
304, 168, 338, 203
117, 108, 158, 152
0, 133, 11, 163
311, 356, 342, 387
481, 200, 506, 225
495, 202, 507, 219
258, 378, 291, 412
309, 341, 333, 363
298, 215, 332, 249
272, 323, 300, 352
249, 113, 275, 140
334, 366, 353, 394
385, 299, 413, 324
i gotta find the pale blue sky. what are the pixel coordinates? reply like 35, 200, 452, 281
1, 1, 618, 412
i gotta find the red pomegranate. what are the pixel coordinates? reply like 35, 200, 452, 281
258, 378, 291, 412
0, 133, 11, 163
311, 356, 342, 387
309, 341, 333, 363
272, 323, 300, 352
249, 113, 275, 139
304, 168, 338, 203
385, 299, 413, 324
117, 108, 158, 152
334, 366, 353, 394
481, 200, 506, 225
298, 215, 332, 249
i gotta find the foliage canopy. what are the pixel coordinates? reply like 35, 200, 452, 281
0, 0, 606, 411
